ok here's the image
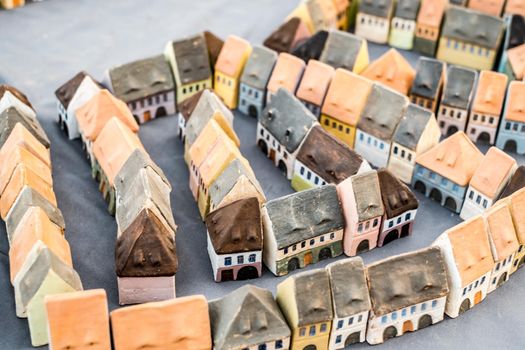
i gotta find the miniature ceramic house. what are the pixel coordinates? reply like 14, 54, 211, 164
66, 76, 102, 140
505, 0, 525, 17
292, 30, 328, 63
320, 69, 373, 148
263, 17, 311, 53
164, 34, 213, 103
292, 125, 371, 191
436, 7, 505, 71
436, 66, 477, 137
262, 185, 345, 276
0, 122, 50, 170
388, 0, 421, 50
295, 60, 335, 117
177, 89, 205, 141
361, 49, 416, 96
326, 258, 371, 349
54, 71, 88, 136
337, 170, 384, 256
506, 188, 525, 274
409, 57, 445, 114
111, 295, 212, 350
388, 104, 441, 184
45, 289, 111, 350
496, 81, 525, 154
306, 0, 338, 32
414, 0, 446, 55
0, 84, 33, 110
0, 92, 37, 136
238, 46, 278, 118
214, 35, 252, 109
355, 0, 395, 44
0, 0, 24, 9
354, 84, 408, 168
499, 165, 525, 199
433, 216, 495, 318
366, 247, 449, 344
504, 43, 525, 81
266, 53, 306, 104
204, 30, 224, 70
276, 269, 334, 350
460, 147, 517, 220
257, 88, 317, 180
498, 15, 525, 77
412, 132, 483, 213
333, 0, 350, 30
0, 106, 50, 149
319, 30, 369, 74
209, 285, 291, 350
286, 2, 317, 33
469, 0, 505, 16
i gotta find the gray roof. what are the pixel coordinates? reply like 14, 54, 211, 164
320, 31, 363, 71
441, 6, 504, 49
259, 88, 317, 153
367, 246, 449, 316
441, 65, 477, 109
240, 46, 278, 91
0, 107, 50, 148
351, 171, 384, 222
108, 55, 174, 103
265, 184, 344, 249
357, 84, 407, 141
327, 258, 371, 318
170, 34, 212, 85
394, 0, 420, 20
209, 285, 291, 350
410, 57, 445, 100
358, 0, 394, 18
392, 104, 433, 150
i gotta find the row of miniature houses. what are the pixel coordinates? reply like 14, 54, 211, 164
40, 186, 525, 350
0, 85, 83, 347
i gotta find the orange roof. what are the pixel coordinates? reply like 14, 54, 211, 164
199, 138, 242, 188
9, 206, 71, 283
267, 53, 306, 94
361, 49, 415, 95
484, 203, 520, 261
446, 216, 494, 286
189, 119, 237, 169
92, 117, 144, 186
416, 131, 483, 186
472, 71, 507, 115
332, 0, 350, 13
469, 147, 516, 198
469, 0, 505, 16
215, 35, 252, 78
507, 44, 525, 80
76, 89, 139, 142
0, 123, 50, 167
417, 0, 446, 27
505, 81, 525, 123
508, 188, 525, 244
505, 0, 525, 17
296, 60, 335, 105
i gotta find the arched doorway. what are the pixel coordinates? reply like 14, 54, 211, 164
382, 230, 399, 246
221, 269, 234, 282
402, 320, 414, 333
258, 139, 268, 156
477, 132, 491, 145
504, 140, 518, 154
155, 106, 167, 118
278, 160, 287, 176
303, 345, 316, 350
345, 332, 361, 346
237, 266, 259, 280
447, 125, 459, 136
318, 247, 332, 261
459, 298, 471, 314
248, 105, 258, 118
414, 180, 426, 194
304, 252, 313, 266
444, 197, 457, 212
287, 258, 300, 272
497, 272, 508, 287
356, 240, 369, 254
383, 326, 397, 341
417, 314, 433, 329
400, 224, 410, 238
429, 188, 443, 203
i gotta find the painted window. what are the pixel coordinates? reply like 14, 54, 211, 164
330, 233, 335, 239
475, 280, 479, 288
441, 178, 448, 186
238, 256, 244, 264
380, 142, 384, 150
337, 320, 344, 329
462, 288, 467, 296
225, 257, 232, 266
310, 239, 315, 246
320, 236, 325, 243
324, 119, 329, 126
513, 124, 519, 132
300, 166, 305, 175
365, 221, 370, 230
301, 241, 306, 248
284, 248, 288, 254
300, 328, 306, 337
405, 213, 410, 221
389, 221, 393, 228
429, 172, 436, 180
506, 122, 511, 130
476, 195, 481, 204
411, 306, 416, 314
493, 277, 497, 285
496, 262, 500, 271
392, 312, 398, 320
360, 133, 364, 141
258, 344, 267, 350
292, 245, 297, 251
397, 217, 402, 224
483, 199, 488, 208
432, 300, 438, 308
469, 190, 474, 199
381, 316, 388, 324
421, 303, 427, 311
275, 340, 283, 348
336, 335, 342, 343
408, 153, 412, 162
393, 146, 399, 155
358, 315, 363, 322
307, 172, 312, 180
358, 223, 363, 232
402, 309, 407, 317
373, 218, 379, 227
309, 326, 316, 336
349, 317, 354, 325
320, 323, 327, 332
249, 254, 256, 263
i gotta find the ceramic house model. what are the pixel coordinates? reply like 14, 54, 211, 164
177, 89, 205, 141
414, 0, 447, 58
276, 269, 334, 350
388, 0, 421, 50
257, 88, 317, 179
0, 91, 36, 128
366, 247, 449, 344
292, 30, 328, 63
209, 285, 291, 350
0, 0, 24, 9
319, 30, 369, 73
0, 106, 50, 149
204, 30, 224, 70
295, 60, 334, 117
333, 0, 350, 30
326, 258, 371, 349
263, 17, 311, 53
388, 104, 441, 184
505, 0, 525, 16
499, 165, 525, 199
504, 43, 525, 81
355, 0, 394, 44
0, 84, 33, 110
292, 125, 371, 191
266, 53, 306, 104
466, 71, 508, 145
498, 14, 525, 77
506, 188, 525, 274
0, 121, 50, 168
460, 147, 516, 220
306, 0, 338, 32
286, 2, 317, 33
238, 46, 277, 118
496, 81, 525, 154
436, 66, 477, 137
54, 71, 87, 135
111, 295, 212, 350
433, 216, 495, 318
164, 34, 212, 103
320, 69, 373, 148
409, 58, 445, 114
214, 35, 252, 109
436, 6, 505, 71
469, 0, 505, 16
337, 170, 384, 256
262, 185, 345, 276
354, 84, 408, 168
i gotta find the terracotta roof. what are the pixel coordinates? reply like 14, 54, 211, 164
484, 204, 520, 261
215, 35, 252, 78
266, 53, 306, 95
359, 0, 394, 18
54, 71, 88, 108
508, 188, 525, 243
296, 60, 334, 105
507, 43, 525, 79
468, 0, 505, 16
499, 165, 525, 199
472, 71, 507, 115
469, 147, 516, 198
378, 168, 418, 218
361, 48, 415, 95
506, 0, 525, 17
199, 137, 242, 188
0, 122, 50, 167
189, 119, 235, 171
504, 81, 525, 123
410, 57, 445, 100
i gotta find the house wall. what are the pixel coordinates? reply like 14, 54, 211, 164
466, 110, 500, 144
378, 209, 417, 247
262, 206, 280, 275
127, 90, 176, 124
415, 23, 440, 42
344, 216, 381, 256
291, 322, 332, 350
436, 37, 497, 71
56, 100, 67, 133
410, 94, 436, 113
178, 79, 212, 103
460, 186, 495, 220
496, 117, 525, 155
437, 104, 468, 136
231, 337, 291, 350
66, 82, 101, 140
238, 83, 266, 118
117, 275, 176, 305
389, 18, 416, 50
354, 130, 391, 168
215, 72, 240, 109
487, 254, 514, 293
188, 159, 200, 201
329, 311, 369, 349
177, 113, 186, 140
291, 160, 328, 192
354, 42, 370, 74
387, 142, 416, 184
320, 114, 356, 148
413, 35, 438, 57
355, 13, 390, 44
510, 244, 525, 275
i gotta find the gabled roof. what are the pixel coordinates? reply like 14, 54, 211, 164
240, 46, 278, 91
215, 35, 252, 78
358, 0, 394, 18
507, 14, 525, 50
393, 103, 434, 150
204, 30, 224, 68
378, 169, 418, 218
507, 43, 525, 80
0, 90, 37, 120
361, 49, 415, 95
209, 285, 291, 350
263, 17, 310, 53
54, 71, 88, 108
505, 81, 525, 123
327, 258, 371, 318
469, 147, 516, 198
367, 247, 449, 316
198, 137, 242, 188
469, 0, 505, 16
168, 34, 212, 85
0, 107, 50, 148
499, 165, 525, 199
441, 66, 477, 109
265, 184, 344, 249
0, 123, 50, 167
417, 0, 446, 27
178, 89, 206, 121
484, 203, 520, 261
472, 71, 507, 115
319, 30, 364, 71
296, 60, 334, 105
266, 53, 306, 95
306, 0, 337, 31
395, 0, 421, 19
0, 84, 33, 110
410, 57, 445, 100
416, 132, 483, 186
291, 30, 328, 63
349, 171, 384, 221
508, 188, 525, 244
189, 119, 236, 170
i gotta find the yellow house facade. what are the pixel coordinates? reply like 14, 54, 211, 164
436, 37, 498, 71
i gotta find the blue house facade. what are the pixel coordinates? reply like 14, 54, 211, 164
496, 118, 525, 155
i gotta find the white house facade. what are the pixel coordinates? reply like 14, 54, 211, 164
387, 142, 416, 184
238, 83, 266, 119
388, 17, 416, 50
487, 254, 514, 294
65, 76, 101, 140
127, 90, 176, 124
378, 209, 417, 247
329, 310, 369, 350
437, 104, 468, 136
467, 111, 499, 144
460, 186, 493, 220
511, 244, 525, 275
354, 129, 391, 169
355, 13, 390, 44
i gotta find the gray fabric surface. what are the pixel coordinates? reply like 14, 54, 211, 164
0, 0, 524, 349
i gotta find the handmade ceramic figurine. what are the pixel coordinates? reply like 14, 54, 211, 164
164, 34, 213, 103
436, 7, 505, 71
0, 84, 33, 110
413, 0, 446, 56
320, 69, 373, 148
337, 170, 384, 256
499, 166, 525, 199
177, 89, 205, 141
110, 295, 212, 350
505, 0, 525, 17
361, 49, 415, 96
306, 0, 338, 32
504, 42, 525, 81
388, 104, 441, 184
45, 289, 111, 350
263, 17, 311, 53
388, 0, 421, 50
209, 285, 291, 350
295, 60, 334, 117
496, 82, 525, 154
286, 3, 316, 33
436, 66, 477, 137
0, 106, 50, 149
469, 0, 505, 16
319, 31, 368, 74
238, 46, 278, 118
498, 15, 525, 77
292, 126, 370, 191
409, 57, 445, 114
256, 88, 317, 180
55, 71, 88, 130
204, 30, 224, 70
365, 247, 449, 344
354, 84, 408, 168
263, 185, 344, 276
355, 0, 394, 44
266, 53, 306, 104
0, 0, 24, 9
0, 90, 36, 120
276, 269, 334, 350
326, 258, 371, 349
0, 123, 50, 168
433, 216, 495, 318
505, 188, 525, 274
205, 197, 263, 282
332, 0, 350, 30
291, 30, 328, 63
214, 35, 252, 109
412, 132, 483, 213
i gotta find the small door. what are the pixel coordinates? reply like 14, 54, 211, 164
402, 320, 414, 333
304, 252, 313, 266
345, 332, 361, 346
221, 269, 234, 282
401, 224, 411, 238
474, 291, 483, 305
143, 110, 151, 122
269, 149, 276, 161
